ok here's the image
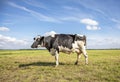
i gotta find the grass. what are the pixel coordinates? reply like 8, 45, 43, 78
0, 49, 120, 82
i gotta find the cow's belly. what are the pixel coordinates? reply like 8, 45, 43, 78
50, 41, 83, 55
49, 47, 72, 55
58, 46, 80, 54
58, 41, 84, 54
58, 46, 72, 54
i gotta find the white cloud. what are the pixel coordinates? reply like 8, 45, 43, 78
23, 0, 47, 9
0, 27, 10, 31
0, 34, 30, 49
111, 18, 120, 23
44, 31, 57, 37
87, 37, 120, 49
80, 18, 98, 26
63, 6, 80, 11
60, 16, 79, 21
86, 25, 101, 30
7, 2, 60, 23
80, 18, 100, 30
110, 18, 120, 29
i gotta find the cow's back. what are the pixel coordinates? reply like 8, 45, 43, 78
52, 34, 74, 49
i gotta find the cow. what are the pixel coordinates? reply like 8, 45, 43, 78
31, 34, 88, 67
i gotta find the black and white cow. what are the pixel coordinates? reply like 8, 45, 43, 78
31, 34, 88, 67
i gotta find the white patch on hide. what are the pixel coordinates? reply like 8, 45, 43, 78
72, 41, 79, 49
37, 45, 41, 47
72, 41, 85, 53
36, 36, 41, 39
58, 46, 71, 54
34, 36, 41, 41
76, 41, 85, 48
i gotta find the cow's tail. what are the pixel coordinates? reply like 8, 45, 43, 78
83, 35, 86, 46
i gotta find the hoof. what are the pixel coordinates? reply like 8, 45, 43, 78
55, 65, 58, 67
74, 61, 78, 65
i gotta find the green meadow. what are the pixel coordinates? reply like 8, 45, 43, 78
0, 49, 120, 82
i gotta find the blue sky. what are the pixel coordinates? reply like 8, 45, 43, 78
0, 0, 120, 49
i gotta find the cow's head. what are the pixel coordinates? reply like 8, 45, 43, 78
31, 35, 44, 48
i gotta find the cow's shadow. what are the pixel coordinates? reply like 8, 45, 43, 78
19, 61, 65, 68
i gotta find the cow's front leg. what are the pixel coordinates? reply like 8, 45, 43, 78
55, 50, 59, 67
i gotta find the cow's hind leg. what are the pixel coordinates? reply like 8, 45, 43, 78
75, 52, 82, 65
82, 47, 88, 64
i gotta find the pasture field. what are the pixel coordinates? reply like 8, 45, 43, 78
0, 49, 120, 82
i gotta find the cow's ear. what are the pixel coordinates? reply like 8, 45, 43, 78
40, 36, 44, 41
33, 38, 35, 40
